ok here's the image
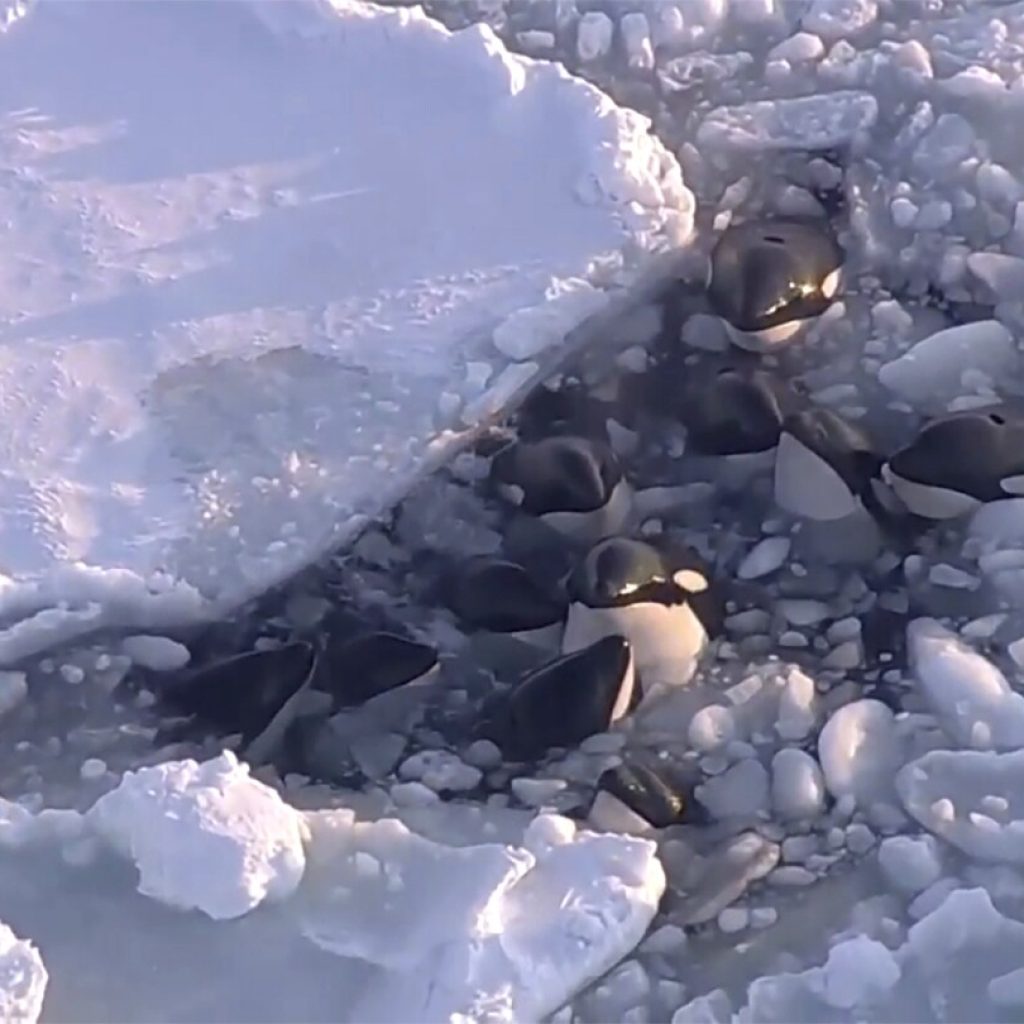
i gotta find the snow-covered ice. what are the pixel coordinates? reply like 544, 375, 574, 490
697, 91, 878, 153
818, 699, 902, 808
1, 757, 665, 1023
88, 751, 308, 920
878, 321, 1017, 408
0, 920, 47, 1024
0, 0, 688, 661
907, 618, 1024, 750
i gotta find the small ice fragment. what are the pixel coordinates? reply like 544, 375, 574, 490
776, 668, 817, 741
989, 968, 1024, 1008
737, 537, 791, 580
769, 865, 816, 886
878, 834, 942, 894
577, 10, 613, 61
928, 564, 980, 590
818, 700, 901, 807
0, 921, 47, 1023
0, 672, 27, 718
399, 751, 481, 793
908, 618, 1024, 749
390, 781, 440, 807
750, 906, 778, 929
768, 31, 824, 63
891, 196, 918, 228
697, 759, 769, 818
820, 936, 899, 1010
80, 758, 108, 782
823, 640, 862, 670
697, 91, 878, 152
688, 705, 736, 752
60, 663, 85, 685
511, 777, 567, 807
620, 12, 654, 70
122, 635, 191, 671
640, 924, 687, 955
778, 600, 830, 626
771, 748, 826, 819
967, 252, 1024, 300
779, 630, 809, 648
717, 906, 749, 933
803, 0, 877, 40
914, 200, 952, 231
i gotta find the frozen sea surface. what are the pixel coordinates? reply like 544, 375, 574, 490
6, 0, 1024, 1022
0, 0, 687, 662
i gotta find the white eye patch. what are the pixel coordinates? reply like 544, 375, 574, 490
673, 568, 709, 593
820, 266, 842, 299
1000, 474, 1024, 496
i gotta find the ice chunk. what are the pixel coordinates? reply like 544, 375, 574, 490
399, 751, 482, 793
908, 618, 1024, 750
121, 634, 191, 671
737, 885, 1024, 1020
970, 500, 1024, 546
0, 671, 27, 719
898, 749, 1024, 863
620, 12, 654, 71
818, 699, 902, 807
688, 705, 736, 752
697, 759, 769, 819
771, 748, 826, 819
912, 113, 977, 177
877, 320, 1016, 407
577, 11, 613, 61
659, 52, 755, 95
0, 921, 47, 1024
776, 667, 818, 741
967, 253, 1024, 300
802, 0, 877, 41
491, 281, 605, 361
88, 751, 307, 920
943, 66, 1009, 103
697, 91, 877, 152
672, 831, 780, 925
877, 834, 942, 895
737, 537, 791, 580
768, 32, 825, 63
298, 810, 665, 1021
990, 968, 1024, 1008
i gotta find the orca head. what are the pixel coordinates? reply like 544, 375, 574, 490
447, 556, 568, 633
322, 632, 438, 709
489, 435, 623, 517
569, 537, 684, 609
589, 757, 703, 832
708, 218, 843, 339
884, 405, 1024, 519
682, 365, 801, 456
158, 640, 318, 746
